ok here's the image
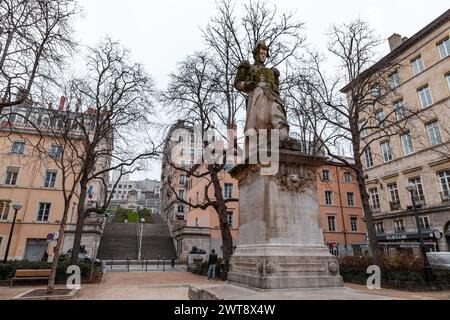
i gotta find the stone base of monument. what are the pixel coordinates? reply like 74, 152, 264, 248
188, 283, 394, 300
227, 245, 342, 289
227, 148, 344, 290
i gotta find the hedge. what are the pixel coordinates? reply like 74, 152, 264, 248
339, 255, 450, 286
0, 255, 103, 283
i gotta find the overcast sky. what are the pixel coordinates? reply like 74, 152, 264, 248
73, 0, 449, 180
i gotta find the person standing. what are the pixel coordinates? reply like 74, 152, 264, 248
207, 249, 218, 281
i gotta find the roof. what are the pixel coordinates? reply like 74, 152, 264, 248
341, 9, 450, 93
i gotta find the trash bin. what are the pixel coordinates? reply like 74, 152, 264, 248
171, 258, 175, 268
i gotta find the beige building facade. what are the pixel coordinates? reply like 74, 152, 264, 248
0, 104, 108, 261
345, 10, 450, 254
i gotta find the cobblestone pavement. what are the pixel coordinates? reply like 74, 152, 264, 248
1, 273, 449, 300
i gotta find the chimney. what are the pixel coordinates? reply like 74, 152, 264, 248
59, 96, 66, 110
388, 33, 403, 51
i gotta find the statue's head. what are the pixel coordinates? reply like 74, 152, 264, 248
253, 41, 270, 64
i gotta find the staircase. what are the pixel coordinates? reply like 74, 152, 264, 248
140, 214, 177, 260
97, 214, 176, 261
97, 223, 138, 260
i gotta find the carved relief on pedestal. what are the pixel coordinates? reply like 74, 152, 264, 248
328, 261, 339, 275
265, 262, 276, 274
257, 261, 264, 274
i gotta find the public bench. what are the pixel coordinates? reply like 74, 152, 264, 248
10, 269, 51, 288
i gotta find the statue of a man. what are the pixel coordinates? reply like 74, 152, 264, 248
234, 41, 290, 142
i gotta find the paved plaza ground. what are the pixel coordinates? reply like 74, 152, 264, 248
1, 271, 449, 300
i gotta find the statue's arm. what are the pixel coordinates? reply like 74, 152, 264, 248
272, 67, 280, 94
234, 60, 254, 92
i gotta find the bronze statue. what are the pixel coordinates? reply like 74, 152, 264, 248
234, 41, 290, 142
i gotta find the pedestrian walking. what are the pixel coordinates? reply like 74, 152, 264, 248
207, 249, 218, 281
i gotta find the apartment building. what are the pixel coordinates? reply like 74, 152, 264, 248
0, 101, 109, 261
319, 160, 368, 256
172, 164, 239, 261
343, 10, 450, 255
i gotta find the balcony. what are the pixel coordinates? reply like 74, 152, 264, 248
389, 200, 401, 211
440, 191, 450, 203
413, 195, 426, 207
370, 205, 381, 214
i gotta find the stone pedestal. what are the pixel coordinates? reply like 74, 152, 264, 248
228, 148, 343, 289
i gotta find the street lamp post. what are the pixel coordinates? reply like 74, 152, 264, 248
405, 183, 434, 282
3, 203, 22, 263
138, 218, 145, 261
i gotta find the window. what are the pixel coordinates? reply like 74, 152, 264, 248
325, 191, 333, 205
438, 170, 450, 198
344, 172, 353, 183
0, 201, 11, 221
347, 193, 355, 207
437, 37, 450, 59
376, 110, 386, 128
49, 144, 62, 159
359, 121, 369, 138
196, 192, 199, 204
408, 177, 425, 203
129, 185, 132, 189
350, 217, 358, 232
177, 205, 184, 213
411, 56, 424, 76
400, 133, 414, 155
375, 222, 384, 234
227, 211, 234, 227
369, 188, 380, 210
327, 216, 336, 232
426, 121, 442, 146
418, 85, 433, 108
322, 170, 330, 181
394, 99, 406, 121
380, 141, 393, 162
179, 174, 186, 185
371, 85, 381, 98
118, 185, 122, 189
11, 141, 25, 154
394, 219, 405, 232
447, 73, 450, 91
5, 167, 19, 185
419, 216, 431, 230
37, 203, 51, 222
387, 183, 400, 202
44, 171, 57, 188
224, 183, 233, 199
178, 190, 184, 200
388, 72, 400, 89
363, 148, 374, 168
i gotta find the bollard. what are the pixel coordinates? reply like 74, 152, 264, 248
126, 257, 130, 272
145, 259, 148, 272
171, 257, 175, 268
163, 257, 166, 272
110, 259, 113, 270
142, 256, 145, 269
157, 256, 160, 269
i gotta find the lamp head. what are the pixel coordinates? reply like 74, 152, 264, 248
140, 218, 145, 223
405, 182, 415, 192
12, 203, 22, 211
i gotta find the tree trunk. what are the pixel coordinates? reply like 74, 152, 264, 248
210, 167, 233, 277
354, 158, 382, 266
70, 181, 87, 265
47, 202, 70, 294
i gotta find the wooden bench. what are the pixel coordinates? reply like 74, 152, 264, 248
10, 269, 51, 288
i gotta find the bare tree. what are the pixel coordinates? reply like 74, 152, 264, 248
291, 19, 414, 265
0, 0, 78, 110
202, 0, 306, 132
161, 52, 239, 273
66, 38, 159, 265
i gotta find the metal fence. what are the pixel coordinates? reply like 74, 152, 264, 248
342, 275, 450, 292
